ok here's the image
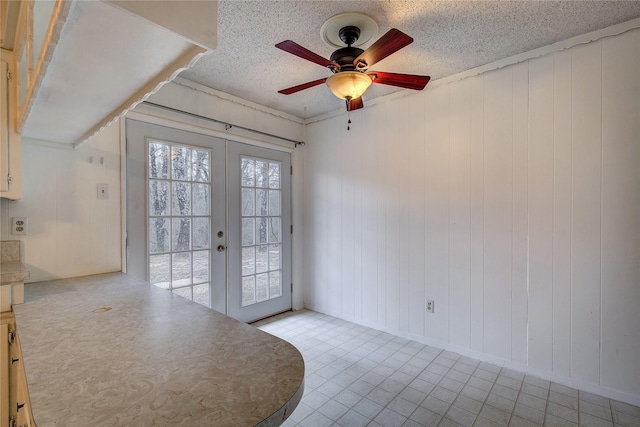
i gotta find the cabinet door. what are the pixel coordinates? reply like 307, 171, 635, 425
1, 57, 9, 193
0, 51, 21, 200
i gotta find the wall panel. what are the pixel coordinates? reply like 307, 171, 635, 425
600, 30, 640, 396
571, 41, 602, 384
552, 49, 573, 377
448, 80, 471, 349
303, 27, 640, 403
528, 54, 555, 372
423, 85, 450, 342
407, 93, 426, 337
482, 67, 513, 360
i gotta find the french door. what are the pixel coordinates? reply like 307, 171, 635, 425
126, 119, 291, 322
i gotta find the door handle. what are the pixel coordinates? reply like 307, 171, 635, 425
217, 245, 226, 252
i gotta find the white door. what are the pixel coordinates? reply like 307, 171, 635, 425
126, 119, 291, 322
227, 143, 292, 322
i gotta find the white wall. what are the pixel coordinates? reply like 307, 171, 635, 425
0, 124, 122, 282
302, 28, 640, 404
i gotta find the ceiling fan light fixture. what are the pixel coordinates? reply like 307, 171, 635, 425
326, 71, 372, 101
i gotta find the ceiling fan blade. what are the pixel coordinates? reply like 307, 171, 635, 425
278, 78, 328, 95
346, 97, 364, 111
369, 71, 430, 90
276, 40, 339, 69
353, 28, 413, 68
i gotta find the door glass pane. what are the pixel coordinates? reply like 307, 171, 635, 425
172, 146, 191, 180
256, 245, 268, 274
149, 181, 170, 216
268, 190, 280, 216
269, 271, 281, 298
269, 218, 280, 243
148, 141, 212, 306
192, 218, 210, 250
193, 250, 210, 283
242, 188, 255, 216
268, 163, 280, 189
240, 156, 283, 307
150, 254, 170, 289
255, 160, 268, 188
192, 150, 210, 182
256, 273, 269, 302
172, 182, 191, 215
269, 244, 281, 270
172, 286, 192, 300
172, 252, 192, 287
149, 143, 170, 179
256, 189, 268, 216
256, 217, 268, 244
242, 218, 254, 245
242, 276, 255, 307
241, 158, 254, 186
193, 283, 210, 307
242, 247, 255, 276
192, 184, 210, 216
172, 218, 191, 251
149, 218, 170, 254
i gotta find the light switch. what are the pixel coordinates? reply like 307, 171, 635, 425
97, 183, 109, 200
11, 217, 27, 235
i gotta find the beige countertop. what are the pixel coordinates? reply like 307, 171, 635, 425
13, 273, 304, 426
0, 261, 30, 284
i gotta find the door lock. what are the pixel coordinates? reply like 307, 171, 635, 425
217, 231, 224, 238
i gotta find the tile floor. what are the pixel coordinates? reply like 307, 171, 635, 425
253, 310, 640, 427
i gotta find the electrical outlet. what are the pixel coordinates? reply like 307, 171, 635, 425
11, 217, 27, 235
426, 299, 434, 313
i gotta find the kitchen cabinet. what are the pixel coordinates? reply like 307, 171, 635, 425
0, 50, 21, 200
1, 312, 34, 427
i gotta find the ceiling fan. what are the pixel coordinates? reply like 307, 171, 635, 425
276, 20, 430, 112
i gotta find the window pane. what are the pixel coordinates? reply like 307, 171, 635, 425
172, 146, 191, 180
242, 247, 255, 276
193, 250, 209, 283
149, 143, 169, 179
242, 276, 255, 307
242, 218, 255, 246
256, 245, 268, 273
269, 162, 280, 189
269, 271, 281, 298
192, 184, 210, 216
241, 157, 254, 186
269, 217, 280, 243
172, 286, 192, 301
150, 254, 170, 289
256, 160, 268, 188
269, 244, 281, 270
256, 273, 268, 302
172, 182, 191, 216
268, 190, 280, 216
242, 188, 255, 216
193, 283, 210, 307
256, 217, 268, 244
172, 252, 191, 287
192, 217, 210, 250
149, 218, 170, 254
256, 189, 268, 216
192, 150, 210, 182
149, 180, 169, 216
172, 218, 191, 251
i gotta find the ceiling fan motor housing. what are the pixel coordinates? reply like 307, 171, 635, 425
330, 46, 365, 71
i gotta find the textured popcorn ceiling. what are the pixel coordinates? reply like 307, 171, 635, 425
180, 1, 640, 120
